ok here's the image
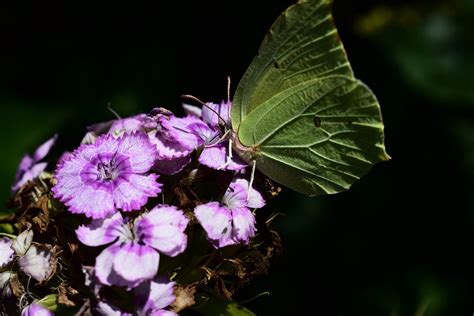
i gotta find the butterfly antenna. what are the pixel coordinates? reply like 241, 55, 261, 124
181, 95, 227, 126
206, 129, 231, 148
181, 94, 206, 106
107, 102, 122, 120
227, 76, 231, 103
171, 125, 206, 143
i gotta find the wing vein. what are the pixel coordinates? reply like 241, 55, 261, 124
260, 151, 348, 191
254, 80, 347, 145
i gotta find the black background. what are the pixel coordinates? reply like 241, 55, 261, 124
1, 1, 473, 315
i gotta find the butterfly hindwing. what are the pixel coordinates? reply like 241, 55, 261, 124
238, 76, 389, 195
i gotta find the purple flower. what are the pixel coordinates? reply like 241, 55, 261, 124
108, 114, 149, 137
53, 132, 162, 219
19, 244, 53, 282
161, 109, 245, 171
76, 205, 189, 289
182, 103, 202, 118
194, 178, 265, 248
82, 113, 152, 144
21, 303, 53, 316
160, 115, 219, 152
201, 100, 231, 128
95, 301, 127, 316
0, 238, 14, 268
148, 125, 192, 176
135, 278, 177, 316
96, 278, 177, 316
12, 134, 57, 191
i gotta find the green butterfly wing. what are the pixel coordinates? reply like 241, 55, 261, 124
232, 0, 354, 127
236, 76, 388, 195
231, 0, 389, 196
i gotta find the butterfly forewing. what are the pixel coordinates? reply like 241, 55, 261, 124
237, 76, 389, 196
232, 0, 354, 128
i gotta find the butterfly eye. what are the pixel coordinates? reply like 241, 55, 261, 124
313, 116, 321, 128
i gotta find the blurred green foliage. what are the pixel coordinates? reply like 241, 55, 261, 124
1, 0, 474, 315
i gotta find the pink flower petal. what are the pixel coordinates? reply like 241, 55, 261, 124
33, 134, 58, 161
160, 116, 209, 150
54, 133, 162, 219
232, 178, 265, 208
95, 245, 118, 287
153, 156, 191, 175
76, 212, 128, 247
108, 114, 147, 137
202, 101, 230, 127
12, 162, 47, 191
95, 244, 151, 289
80, 134, 120, 160
113, 174, 161, 212
113, 242, 159, 286
0, 238, 14, 268
21, 303, 53, 316
19, 245, 53, 282
231, 207, 256, 243
13, 134, 57, 191
194, 202, 233, 247
182, 103, 202, 117
148, 130, 190, 159
222, 179, 248, 210
137, 205, 189, 257
136, 279, 176, 313
95, 301, 124, 316
149, 311, 177, 316
15, 155, 34, 179
198, 146, 227, 170
143, 205, 189, 230
142, 224, 187, 257
63, 186, 115, 219
117, 132, 157, 173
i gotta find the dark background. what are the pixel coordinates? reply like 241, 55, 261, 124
1, 0, 473, 315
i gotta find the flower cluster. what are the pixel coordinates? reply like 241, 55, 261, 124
0, 99, 278, 315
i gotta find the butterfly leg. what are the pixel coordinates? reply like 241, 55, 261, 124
221, 138, 233, 169
247, 160, 257, 203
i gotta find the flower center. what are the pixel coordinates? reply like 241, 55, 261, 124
97, 158, 119, 181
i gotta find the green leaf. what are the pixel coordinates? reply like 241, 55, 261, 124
0, 223, 15, 235
195, 297, 255, 316
37, 294, 58, 312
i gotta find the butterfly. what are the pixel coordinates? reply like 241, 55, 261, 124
230, 0, 390, 196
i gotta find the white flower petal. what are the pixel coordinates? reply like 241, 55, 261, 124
0, 238, 14, 268
12, 230, 33, 256
19, 245, 53, 282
